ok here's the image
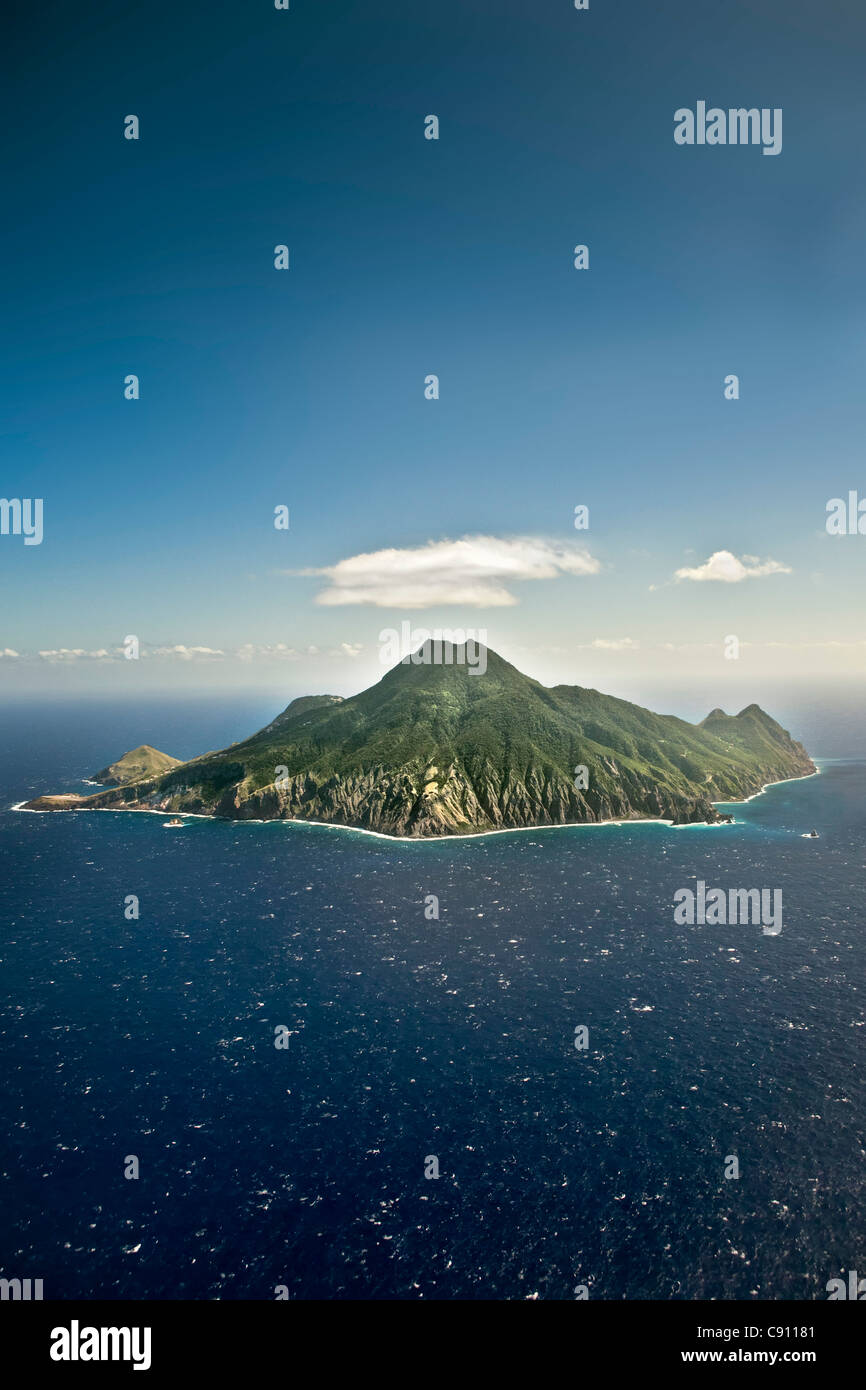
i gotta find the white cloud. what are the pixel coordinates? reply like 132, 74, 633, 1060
293, 535, 600, 608
151, 644, 225, 660
237, 642, 299, 662
14, 641, 366, 666
590, 637, 639, 651
38, 648, 112, 662
673, 550, 791, 584
235, 642, 364, 662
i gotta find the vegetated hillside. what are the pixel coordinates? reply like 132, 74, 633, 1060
90, 744, 182, 786
26, 644, 815, 837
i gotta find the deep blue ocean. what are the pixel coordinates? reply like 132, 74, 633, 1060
1, 696, 864, 1300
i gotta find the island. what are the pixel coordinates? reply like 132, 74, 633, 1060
23, 642, 815, 838
90, 745, 182, 787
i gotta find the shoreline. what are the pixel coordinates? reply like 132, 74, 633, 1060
713, 765, 821, 807
9, 764, 821, 844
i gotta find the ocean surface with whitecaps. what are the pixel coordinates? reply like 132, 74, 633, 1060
1, 695, 864, 1300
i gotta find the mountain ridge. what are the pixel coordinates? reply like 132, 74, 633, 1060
23, 643, 816, 837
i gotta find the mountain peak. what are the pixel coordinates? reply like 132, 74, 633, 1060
375, 639, 519, 687
284, 694, 344, 717
91, 744, 181, 787
700, 707, 729, 724
409, 637, 492, 662
264, 693, 344, 734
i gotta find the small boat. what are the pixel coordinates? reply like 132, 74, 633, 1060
163, 817, 185, 828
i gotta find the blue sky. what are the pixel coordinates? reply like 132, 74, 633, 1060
2, 0, 864, 705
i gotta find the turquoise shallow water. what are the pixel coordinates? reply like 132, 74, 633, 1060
0, 702, 864, 1299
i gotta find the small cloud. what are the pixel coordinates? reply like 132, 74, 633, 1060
151, 645, 225, 661
37, 648, 112, 662
0, 648, 19, 658
765, 639, 866, 650
590, 637, 639, 651
290, 535, 600, 609
235, 641, 363, 663
673, 550, 791, 584
236, 643, 299, 662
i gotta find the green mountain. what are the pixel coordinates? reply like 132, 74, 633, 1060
90, 744, 182, 786
24, 643, 815, 836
